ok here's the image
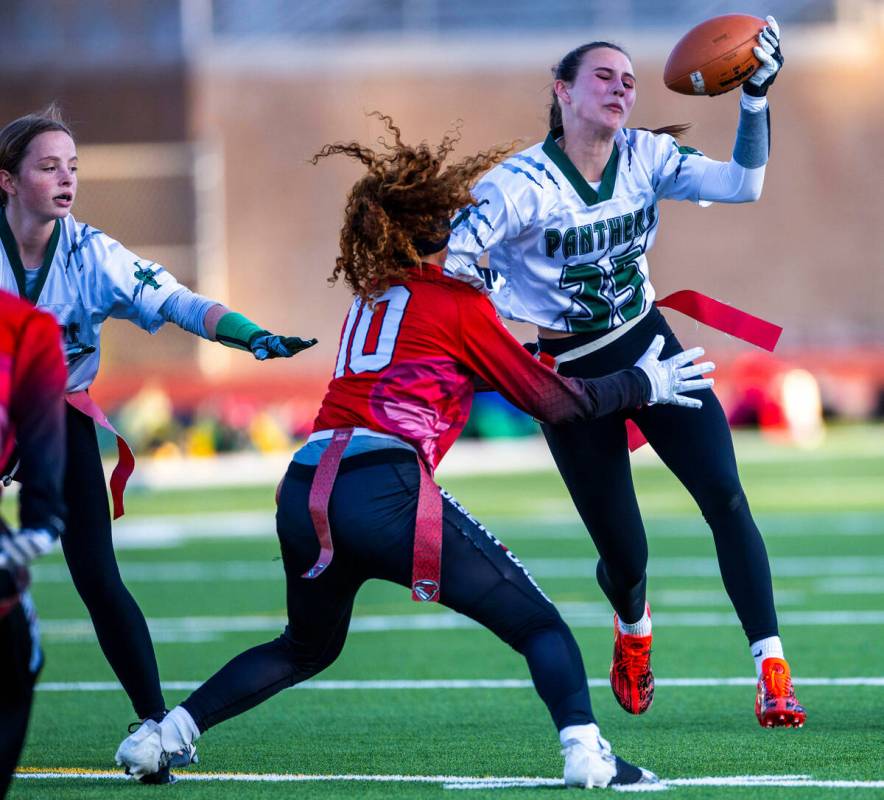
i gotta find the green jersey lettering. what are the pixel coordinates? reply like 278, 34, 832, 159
544, 229, 561, 258
578, 224, 593, 255
562, 227, 578, 258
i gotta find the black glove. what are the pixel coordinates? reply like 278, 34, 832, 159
743, 16, 783, 97
248, 333, 318, 361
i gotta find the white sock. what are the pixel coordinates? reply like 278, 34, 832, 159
618, 605, 652, 637
160, 706, 201, 751
750, 636, 784, 677
560, 723, 601, 747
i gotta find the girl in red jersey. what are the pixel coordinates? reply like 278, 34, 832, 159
0, 290, 67, 798
117, 116, 714, 789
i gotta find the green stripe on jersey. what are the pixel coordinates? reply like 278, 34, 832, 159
0, 208, 61, 303
542, 133, 619, 206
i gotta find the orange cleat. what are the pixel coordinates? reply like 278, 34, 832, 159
755, 657, 806, 728
609, 606, 654, 715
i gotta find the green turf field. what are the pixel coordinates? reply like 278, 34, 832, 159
10, 425, 884, 798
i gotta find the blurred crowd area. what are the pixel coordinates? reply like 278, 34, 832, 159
101, 348, 883, 458
3, 0, 883, 456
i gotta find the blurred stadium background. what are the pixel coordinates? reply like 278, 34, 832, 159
6, 4, 884, 796
2, 0, 882, 464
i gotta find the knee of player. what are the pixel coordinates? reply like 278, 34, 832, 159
70, 568, 127, 603
506, 609, 570, 653
278, 625, 345, 674
697, 477, 748, 518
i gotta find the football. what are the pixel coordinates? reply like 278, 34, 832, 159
664, 14, 766, 96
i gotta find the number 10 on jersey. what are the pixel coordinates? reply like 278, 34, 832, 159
334, 285, 412, 377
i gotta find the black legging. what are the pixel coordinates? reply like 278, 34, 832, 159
61, 404, 165, 720
539, 306, 778, 644
0, 594, 38, 800
182, 451, 593, 733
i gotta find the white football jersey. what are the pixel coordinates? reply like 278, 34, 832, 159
445, 128, 714, 333
0, 213, 183, 392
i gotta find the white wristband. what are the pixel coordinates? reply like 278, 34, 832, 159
740, 91, 768, 113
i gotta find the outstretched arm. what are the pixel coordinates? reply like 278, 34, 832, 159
159, 290, 317, 360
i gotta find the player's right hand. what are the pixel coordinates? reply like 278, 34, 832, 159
0, 528, 56, 571
634, 335, 715, 409
743, 16, 783, 97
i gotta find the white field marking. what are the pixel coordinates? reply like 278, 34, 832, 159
816, 577, 884, 594
51, 508, 882, 550
37, 608, 884, 644
105, 511, 276, 549
528, 556, 884, 579
35, 676, 884, 692
30, 554, 884, 584
13, 769, 884, 791
492, 511, 884, 540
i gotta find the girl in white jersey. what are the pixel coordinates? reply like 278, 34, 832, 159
0, 107, 316, 781
445, 20, 806, 728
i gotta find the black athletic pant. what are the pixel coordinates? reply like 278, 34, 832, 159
183, 450, 593, 733
539, 306, 778, 644
0, 590, 39, 800
61, 404, 165, 720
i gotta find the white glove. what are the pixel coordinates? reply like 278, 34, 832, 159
635, 335, 715, 409
744, 16, 783, 97
0, 528, 56, 571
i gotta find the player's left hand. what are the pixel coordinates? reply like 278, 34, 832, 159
0, 528, 55, 571
248, 333, 318, 361
635, 335, 716, 409
743, 16, 783, 97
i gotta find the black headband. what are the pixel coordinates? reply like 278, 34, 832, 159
412, 231, 451, 257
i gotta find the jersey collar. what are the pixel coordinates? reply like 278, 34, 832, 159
0, 207, 61, 304
542, 128, 620, 206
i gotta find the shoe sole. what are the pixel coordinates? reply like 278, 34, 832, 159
122, 764, 175, 784
758, 710, 806, 728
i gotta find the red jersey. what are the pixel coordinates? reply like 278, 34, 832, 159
313, 264, 647, 470
0, 290, 67, 533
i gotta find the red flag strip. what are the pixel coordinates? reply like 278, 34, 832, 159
65, 391, 135, 519
627, 291, 783, 451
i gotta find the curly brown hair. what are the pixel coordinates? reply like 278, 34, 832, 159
312, 113, 514, 302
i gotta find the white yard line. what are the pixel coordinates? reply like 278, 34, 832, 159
37, 608, 884, 643
31, 555, 884, 583
13, 769, 884, 791
70, 509, 884, 550
9, 506, 868, 551
35, 676, 884, 692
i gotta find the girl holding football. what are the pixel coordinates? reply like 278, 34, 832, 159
0, 106, 316, 781
444, 18, 804, 728
116, 115, 715, 788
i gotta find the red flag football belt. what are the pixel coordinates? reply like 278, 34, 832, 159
65, 391, 135, 519
536, 291, 783, 451
303, 428, 443, 603
655, 290, 782, 352
632, 290, 783, 451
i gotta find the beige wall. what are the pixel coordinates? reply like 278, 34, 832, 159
5, 37, 881, 393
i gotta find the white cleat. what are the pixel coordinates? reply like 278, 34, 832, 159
115, 719, 198, 783
115, 719, 164, 780
562, 728, 660, 789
